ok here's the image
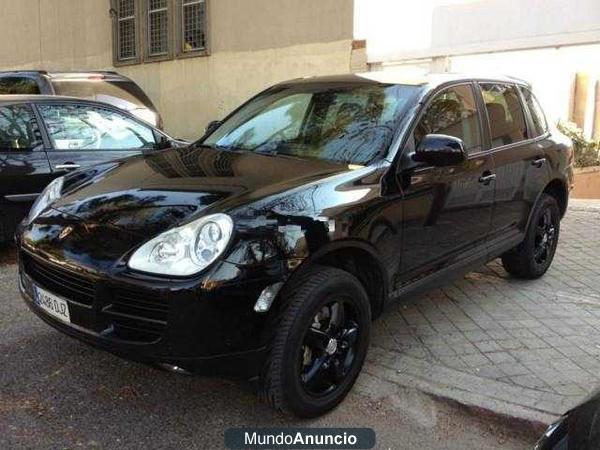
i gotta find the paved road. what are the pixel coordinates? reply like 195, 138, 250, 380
0, 251, 537, 449
371, 205, 600, 420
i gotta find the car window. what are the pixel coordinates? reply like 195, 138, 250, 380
480, 83, 528, 148
414, 84, 481, 152
203, 83, 421, 165
38, 104, 157, 151
219, 94, 311, 148
0, 77, 40, 95
520, 87, 548, 137
0, 104, 43, 151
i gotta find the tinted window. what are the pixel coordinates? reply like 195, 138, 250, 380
0, 104, 42, 151
38, 104, 156, 150
415, 84, 481, 151
0, 77, 40, 95
203, 83, 420, 164
480, 83, 527, 147
520, 87, 548, 137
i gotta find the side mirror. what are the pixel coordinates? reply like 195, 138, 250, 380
157, 137, 173, 150
414, 134, 467, 167
152, 130, 173, 150
204, 120, 222, 137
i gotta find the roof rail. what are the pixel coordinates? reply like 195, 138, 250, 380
504, 74, 530, 85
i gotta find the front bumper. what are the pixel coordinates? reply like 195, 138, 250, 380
18, 249, 279, 379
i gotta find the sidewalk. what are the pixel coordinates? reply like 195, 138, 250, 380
357, 201, 600, 427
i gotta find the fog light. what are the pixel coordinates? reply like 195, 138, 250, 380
254, 282, 284, 313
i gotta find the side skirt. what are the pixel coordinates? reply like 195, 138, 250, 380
387, 232, 522, 303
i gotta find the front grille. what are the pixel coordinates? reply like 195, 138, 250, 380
22, 253, 96, 306
104, 287, 168, 342
22, 252, 168, 344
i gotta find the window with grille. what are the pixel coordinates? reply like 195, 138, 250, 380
181, 0, 206, 53
117, 0, 137, 60
147, 0, 169, 56
112, 0, 208, 64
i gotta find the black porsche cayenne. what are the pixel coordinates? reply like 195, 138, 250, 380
16, 72, 573, 417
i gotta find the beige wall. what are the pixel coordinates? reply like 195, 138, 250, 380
1, 0, 113, 69
0, 0, 355, 140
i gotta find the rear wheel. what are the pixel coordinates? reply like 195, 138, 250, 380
501, 193, 560, 279
259, 265, 371, 417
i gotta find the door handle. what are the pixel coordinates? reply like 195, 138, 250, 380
478, 173, 496, 185
531, 157, 546, 168
55, 163, 81, 171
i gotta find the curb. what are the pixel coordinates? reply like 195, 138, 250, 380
569, 200, 600, 212
360, 346, 568, 431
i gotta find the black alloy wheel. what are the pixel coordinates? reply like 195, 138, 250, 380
299, 299, 360, 397
533, 208, 557, 265
259, 265, 371, 417
502, 193, 560, 279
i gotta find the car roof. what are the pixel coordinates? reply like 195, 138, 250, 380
0, 94, 148, 111
279, 71, 530, 90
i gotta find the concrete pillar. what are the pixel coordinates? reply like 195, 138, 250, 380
593, 81, 600, 140
350, 39, 368, 73
571, 73, 589, 129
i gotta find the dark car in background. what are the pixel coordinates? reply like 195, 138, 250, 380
16, 72, 573, 417
535, 390, 600, 449
0, 71, 162, 128
0, 95, 183, 243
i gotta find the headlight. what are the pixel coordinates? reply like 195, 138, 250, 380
28, 176, 64, 224
128, 213, 233, 276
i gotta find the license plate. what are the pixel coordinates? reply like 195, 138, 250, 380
34, 286, 71, 323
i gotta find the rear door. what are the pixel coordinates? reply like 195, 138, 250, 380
477, 82, 547, 248
35, 102, 159, 177
0, 102, 53, 240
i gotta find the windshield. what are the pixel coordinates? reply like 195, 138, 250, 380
201, 83, 421, 165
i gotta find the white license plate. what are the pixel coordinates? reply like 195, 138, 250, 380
34, 286, 71, 323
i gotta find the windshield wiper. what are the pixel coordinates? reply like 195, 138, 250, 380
254, 148, 279, 156
200, 143, 245, 153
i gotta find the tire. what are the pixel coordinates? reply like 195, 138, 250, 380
259, 265, 371, 417
501, 193, 561, 279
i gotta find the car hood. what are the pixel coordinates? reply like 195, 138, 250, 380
51, 146, 353, 238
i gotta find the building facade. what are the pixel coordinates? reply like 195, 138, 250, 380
0, 0, 357, 140
356, 0, 600, 137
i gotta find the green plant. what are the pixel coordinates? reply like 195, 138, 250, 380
557, 121, 600, 168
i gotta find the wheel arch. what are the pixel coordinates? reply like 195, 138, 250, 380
541, 178, 569, 217
287, 240, 389, 319
524, 177, 568, 235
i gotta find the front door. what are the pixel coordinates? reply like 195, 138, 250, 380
35, 102, 158, 178
396, 83, 494, 286
0, 102, 53, 241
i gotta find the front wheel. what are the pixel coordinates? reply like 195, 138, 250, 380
501, 193, 561, 279
259, 265, 371, 417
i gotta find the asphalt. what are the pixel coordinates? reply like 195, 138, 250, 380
0, 249, 539, 449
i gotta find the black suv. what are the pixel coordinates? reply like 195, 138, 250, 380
16, 73, 573, 417
0, 71, 161, 128
0, 95, 183, 244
